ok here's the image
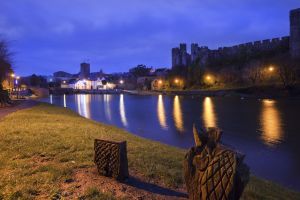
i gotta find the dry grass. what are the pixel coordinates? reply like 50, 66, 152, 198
0, 103, 299, 199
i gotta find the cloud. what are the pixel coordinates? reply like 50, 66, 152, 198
0, 0, 299, 75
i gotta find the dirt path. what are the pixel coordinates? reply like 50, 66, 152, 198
61, 167, 188, 200
0, 100, 37, 119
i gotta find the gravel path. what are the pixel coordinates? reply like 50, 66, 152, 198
0, 100, 37, 119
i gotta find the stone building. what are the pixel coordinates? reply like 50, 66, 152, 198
172, 43, 191, 67
79, 62, 90, 79
172, 8, 300, 69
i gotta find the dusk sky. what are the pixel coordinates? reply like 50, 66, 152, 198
0, 0, 299, 76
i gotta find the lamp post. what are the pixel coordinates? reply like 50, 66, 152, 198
16, 76, 20, 99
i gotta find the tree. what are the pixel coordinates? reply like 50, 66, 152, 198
243, 60, 263, 85
101, 79, 107, 85
278, 59, 298, 89
186, 59, 203, 88
29, 74, 47, 87
0, 40, 13, 90
0, 39, 13, 105
129, 64, 151, 77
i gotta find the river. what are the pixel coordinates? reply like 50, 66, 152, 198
41, 94, 300, 191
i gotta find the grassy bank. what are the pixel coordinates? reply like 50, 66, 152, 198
0, 103, 299, 199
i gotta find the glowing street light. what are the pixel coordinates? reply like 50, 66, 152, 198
11, 73, 15, 78
16, 76, 20, 80
268, 66, 274, 72
119, 80, 124, 84
206, 75, 211, 80
158, 80, 163, 84
174, 79, 179, 84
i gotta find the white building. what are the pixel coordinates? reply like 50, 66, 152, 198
61, 78, 116, 90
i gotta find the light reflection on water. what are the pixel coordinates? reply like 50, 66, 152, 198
173, 95, 184, 132
157, 95, 168, 130
260, 99, 283, 146
50, 94, 53, 104
203, 97, 217, 128
76, 94, 91, 118
119, 94, 128, 127
63, 94, 67, 108
104, 94, 112, 121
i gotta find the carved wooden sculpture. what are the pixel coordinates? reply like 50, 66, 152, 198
94, 139, 129, 181
184, 126, 249, 200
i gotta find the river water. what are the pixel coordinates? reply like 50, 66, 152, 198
41, 94, 300, 191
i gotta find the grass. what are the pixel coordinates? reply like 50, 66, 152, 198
79, 187, 118, 200
0, 103, 299, 199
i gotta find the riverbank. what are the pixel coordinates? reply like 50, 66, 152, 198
124, 84, 300, 99
0, 103, 299, 199
0, 99, 37, 119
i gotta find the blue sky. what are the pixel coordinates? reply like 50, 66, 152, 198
0, 0, 299, 76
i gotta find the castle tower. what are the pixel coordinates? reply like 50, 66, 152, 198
191, 43, 199, 62
172, 48, 180, 68
80, 62, 90, 79
290, 8, 300, 58
179, 43, 187, 53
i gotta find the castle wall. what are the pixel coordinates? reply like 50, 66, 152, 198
172, 36, 290, 68
172, 8, 299, 68
290, 8, 300, 58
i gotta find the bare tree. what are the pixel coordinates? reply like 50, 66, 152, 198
0, 40, 13, 89
243, 60, 263, 85
278, 59, 297, 89
0, 39, 13, 105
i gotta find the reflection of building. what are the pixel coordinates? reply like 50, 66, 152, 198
79, 63, 90, 79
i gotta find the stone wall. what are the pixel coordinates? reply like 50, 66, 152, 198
172, 8, 300, 68
172, 36, 290, 68
290, 8, 300, 58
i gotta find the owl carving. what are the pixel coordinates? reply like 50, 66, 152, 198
183, 125, 249, 200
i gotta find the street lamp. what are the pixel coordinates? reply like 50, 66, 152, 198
268, 66, 274, 72
174, 79, 179, 84
158, 80, 163, 84
119, 80, 124, 84
206, 75, 211, 80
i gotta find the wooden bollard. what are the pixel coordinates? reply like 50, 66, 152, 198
94, 139, 129, 181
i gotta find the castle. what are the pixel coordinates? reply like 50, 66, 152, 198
172, 8, 300, 68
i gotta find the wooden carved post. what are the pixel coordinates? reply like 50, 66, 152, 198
94, 139, 129, 181
183, 126, 249, 200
